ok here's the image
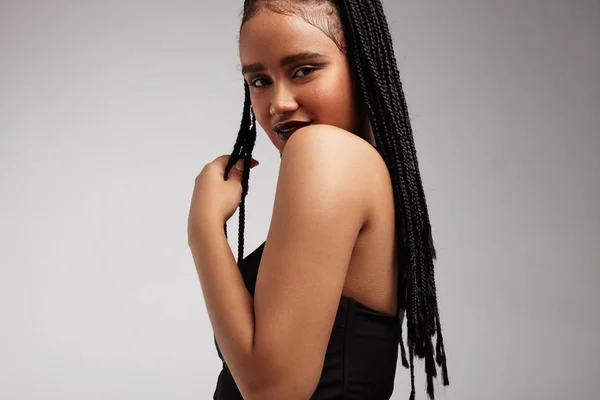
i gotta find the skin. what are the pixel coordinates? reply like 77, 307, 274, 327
189, 6, 399, 398
239, 6, 376, 154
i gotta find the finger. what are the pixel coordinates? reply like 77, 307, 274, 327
234, 159, 244, 171
233, 158, 259, 171
214, 154, 231, 164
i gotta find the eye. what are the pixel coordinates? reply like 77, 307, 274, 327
293, 67, 317, 78
248, 66, 319, 89
249, 77, 270, 88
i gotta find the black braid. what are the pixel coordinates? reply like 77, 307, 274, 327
222, 81, 257, 265
224, 1, 449, 398
337, 2, 450, 397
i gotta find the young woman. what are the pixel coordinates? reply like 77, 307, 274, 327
187, 1, 449, 398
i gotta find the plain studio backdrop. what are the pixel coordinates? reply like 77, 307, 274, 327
1, 0, 599, 399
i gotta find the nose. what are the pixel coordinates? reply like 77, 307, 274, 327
269, 83, 298, 116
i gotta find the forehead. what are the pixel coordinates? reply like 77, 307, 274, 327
239, 9, 339, 64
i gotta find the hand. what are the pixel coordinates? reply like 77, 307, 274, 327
187, 155, 259, 245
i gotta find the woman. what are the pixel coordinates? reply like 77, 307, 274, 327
187, 0, 449, 399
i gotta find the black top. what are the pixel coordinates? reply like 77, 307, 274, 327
213, 241, 400, 399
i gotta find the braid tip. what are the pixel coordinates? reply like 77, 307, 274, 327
442, 360, 449, 386
398, 323, 409, 368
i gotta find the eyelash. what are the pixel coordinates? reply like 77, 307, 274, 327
249, 66, 319, 88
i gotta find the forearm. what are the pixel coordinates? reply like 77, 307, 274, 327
189, 217, 257, 394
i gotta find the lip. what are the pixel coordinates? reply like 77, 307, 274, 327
274, 120, 312, 140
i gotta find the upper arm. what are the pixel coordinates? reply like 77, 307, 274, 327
249, 125, 370, 397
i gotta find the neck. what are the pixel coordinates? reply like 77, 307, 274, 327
361, 118, 377, 148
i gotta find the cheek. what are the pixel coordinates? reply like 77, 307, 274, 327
250, 98, 281, 147
311, 69, 358, 128
250, 96, 269, 129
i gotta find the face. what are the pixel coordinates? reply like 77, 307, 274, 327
239, 7, 366, 154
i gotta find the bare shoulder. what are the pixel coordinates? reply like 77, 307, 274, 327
282, 123, 386, 176
278, 123, 397, 311
281, 123, 390, 230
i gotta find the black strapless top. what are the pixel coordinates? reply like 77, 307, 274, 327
213, 241, 400, 399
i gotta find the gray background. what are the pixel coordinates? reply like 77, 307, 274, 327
1, 0, 599, 399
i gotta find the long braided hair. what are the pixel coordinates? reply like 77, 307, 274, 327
222, 1, 449, 398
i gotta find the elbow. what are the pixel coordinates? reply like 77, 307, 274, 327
244, 381, 317, 400
240, 352, 318, 400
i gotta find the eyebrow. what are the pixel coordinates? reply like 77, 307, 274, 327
241, 51, 329, 75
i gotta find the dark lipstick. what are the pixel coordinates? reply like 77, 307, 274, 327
275, 121, 312, 140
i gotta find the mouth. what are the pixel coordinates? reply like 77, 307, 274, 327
275, 121, 313, 140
